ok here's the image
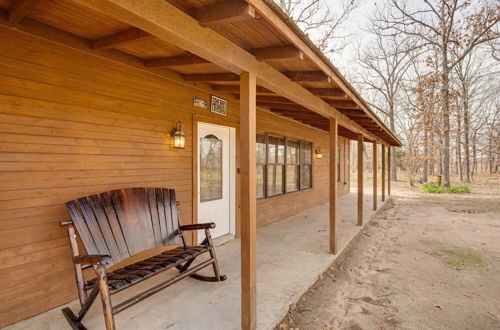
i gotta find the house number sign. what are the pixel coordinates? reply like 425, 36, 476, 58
211, 95, 228, 116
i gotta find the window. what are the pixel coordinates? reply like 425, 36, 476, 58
337, 146, 341, 182
200, 134, 223, 202
257, 132, 312, 199
300, 140, 312, 190
286, 139, 299, 192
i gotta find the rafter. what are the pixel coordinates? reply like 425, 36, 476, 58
197, 0, 255, 27
212, 85, 275, 94
257, 102, 308, 111
92, 27, 151, 49
307, 88, 346, 98
337, 108, 368, 117
284, 71, 331, 82
8, 0, 41, 24
255, 95, 294, 103
184, 73, 239, 81
146, 54, 209, 67
253, 46, 303, 61
326, 100, 359, 109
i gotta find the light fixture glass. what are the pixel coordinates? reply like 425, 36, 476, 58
171, 121, 186, 149
315, 147, 323, 159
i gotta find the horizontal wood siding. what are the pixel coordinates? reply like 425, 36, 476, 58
0, 27, 349, 327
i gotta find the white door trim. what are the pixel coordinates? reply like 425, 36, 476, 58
197, 121, 236, 240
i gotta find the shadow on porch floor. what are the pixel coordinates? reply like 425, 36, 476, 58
7, 190, 386, 330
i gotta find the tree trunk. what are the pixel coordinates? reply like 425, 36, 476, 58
389, 104, 397, 181
463, 96, 471, 182
441, 50, 451, 187
423, 128, 428, 182
456, 107, 462, 181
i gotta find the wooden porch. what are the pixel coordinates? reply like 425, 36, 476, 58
6, 189, 386, 330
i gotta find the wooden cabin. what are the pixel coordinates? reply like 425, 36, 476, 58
0, 0, 401, 328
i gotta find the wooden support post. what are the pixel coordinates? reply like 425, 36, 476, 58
373, 142, 378, 210
240, 71, 257, 330
357, 134, 364, 226
388, 147, 391, 195
329, 118, 338, 254
382, 145, 386, 202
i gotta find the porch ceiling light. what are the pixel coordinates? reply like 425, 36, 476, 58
171, 121, 186, 149
315, 147, 323, 159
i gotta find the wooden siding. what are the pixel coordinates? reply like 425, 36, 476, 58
0, 27, 349, 327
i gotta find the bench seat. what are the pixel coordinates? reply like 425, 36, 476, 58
85, 246, 210, 292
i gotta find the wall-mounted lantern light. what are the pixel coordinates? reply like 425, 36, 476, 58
315, 146, 323, 159
171, 121, 186, 149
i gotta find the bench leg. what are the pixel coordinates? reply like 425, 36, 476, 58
205, 229, 226, 282
61, 283, 99, 330
97, 265, 116, 330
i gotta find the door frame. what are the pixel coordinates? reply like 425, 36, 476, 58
192, 116, 236, 244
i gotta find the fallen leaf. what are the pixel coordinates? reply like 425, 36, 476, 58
433, 304, 443, 310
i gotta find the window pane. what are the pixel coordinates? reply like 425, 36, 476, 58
286, 139, 299, 164
338, 146, 341, 182
268, 135, 285, 163
300, 141, 312, 164
257, 165, 265, 198
286, 165, 299, 192
300, 164, 312, 189
257, 133, 266, 165
200, 134, 222, 202
267, 165, 284, 196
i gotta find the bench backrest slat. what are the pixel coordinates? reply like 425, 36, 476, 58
66, 187, 181, 267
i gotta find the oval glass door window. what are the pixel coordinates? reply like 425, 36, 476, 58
200, 134, 223, 202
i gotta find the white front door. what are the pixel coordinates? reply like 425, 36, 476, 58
197, 122, 235, 242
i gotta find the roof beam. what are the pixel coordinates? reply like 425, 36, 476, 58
197, 0, 256, 27
69, 0, 383, 143
284, 71, 331, 82
255, 95, 294, 103
213, 85, 275, 94
253, 45, 303, 61
184, 73, 239, 81
92, 27, 151, 49
257, 102, 307, 111
326, 100, 359, 109
308, 88, 346, 98
146, 54, 209, 67
337, 108, 368, 117
8, 0, 40, 24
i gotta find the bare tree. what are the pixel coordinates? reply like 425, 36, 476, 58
378, 0, 499, 186
275, 0, 359, 54
356, 13, 413, 181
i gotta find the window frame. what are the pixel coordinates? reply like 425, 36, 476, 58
256, 131, 313, 200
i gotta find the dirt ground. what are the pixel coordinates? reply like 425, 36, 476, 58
277, 174, 500, 330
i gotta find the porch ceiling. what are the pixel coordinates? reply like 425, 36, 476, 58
0, 0, 401, 146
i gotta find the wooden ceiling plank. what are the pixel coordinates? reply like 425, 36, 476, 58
68, 0, 386, 144
212, 85, 275, 94
253, 45, 303, 61
8, 0, 41, 24
308, 88, 346, 97
284, 71, 331, 83
184, 73, 240, 81
92, 27, 152, 49
255, 95, 294, 103
337, 108, 368, 117
326, 100, 359, 109
257, 102, 308, 110
146, 54, 209, 67
197, 0, 256, 27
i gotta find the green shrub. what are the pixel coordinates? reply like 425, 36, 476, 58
422, 183, 470, 194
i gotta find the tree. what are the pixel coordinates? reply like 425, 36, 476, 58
275, 0, 359, 55
379, 0, 499, 186
356, 14, 413, 181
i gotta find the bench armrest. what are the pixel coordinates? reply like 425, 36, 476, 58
73, 255, 111, 266
179, 222, 216, 231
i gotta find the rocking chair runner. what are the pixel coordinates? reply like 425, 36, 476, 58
60, 187, 226, 330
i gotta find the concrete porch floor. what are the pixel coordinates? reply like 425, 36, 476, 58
7, 190, 386, 330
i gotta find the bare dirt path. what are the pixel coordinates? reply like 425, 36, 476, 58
277, 178, 500, 330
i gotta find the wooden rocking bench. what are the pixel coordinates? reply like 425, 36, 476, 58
60, 187, 226, 330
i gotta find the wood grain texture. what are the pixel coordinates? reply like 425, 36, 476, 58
329, 118, 338, 254
0, 26, 350, 327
